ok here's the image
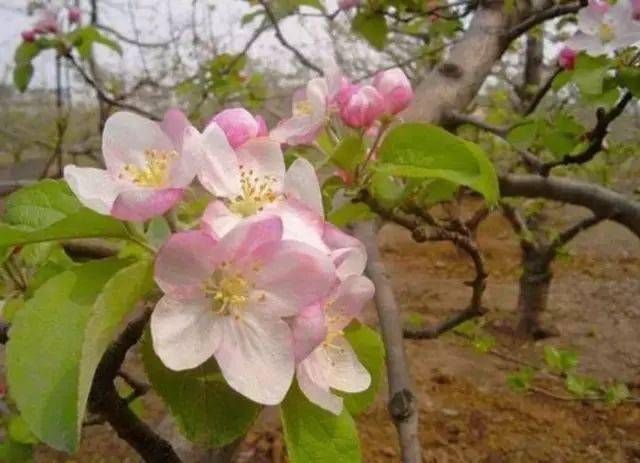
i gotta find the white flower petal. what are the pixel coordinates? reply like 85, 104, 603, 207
284, 158, 323, 216
151, 296, 221, 371
214, 310, 294, 405
323, 336, 371, 393
63, 165, 123, 215
193, 123, 242, 198
297, 354, 343, 415
235, 137, 286, 189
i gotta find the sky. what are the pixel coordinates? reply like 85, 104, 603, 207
0, 0, 345, 91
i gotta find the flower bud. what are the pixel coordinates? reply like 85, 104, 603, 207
632, 0, 640, 19
558, 46, 577, 70
340, 85, 386, 128
588, 0, 610, 14
335, 80, 361, 109
338, 0, 360, 10
68, 7, 81, 24
372, 67, 414, 115
210, 108, 266, 149
21, 30, 36, 42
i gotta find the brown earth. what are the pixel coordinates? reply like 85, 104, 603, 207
33, 204, 640, 463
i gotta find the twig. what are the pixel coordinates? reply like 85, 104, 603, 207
88, 310, 182, 463
507, 3, 586, 41
524, 67, 562, 116
258, 0, 323, 74
352, 221, 422, 463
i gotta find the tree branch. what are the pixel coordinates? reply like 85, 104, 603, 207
352, 221, 422, 463
499, 174, 640, 239
258, 0, 323, 75
88, 310, 182, 463
548, 214, 604, 257
507, 2, 586, 41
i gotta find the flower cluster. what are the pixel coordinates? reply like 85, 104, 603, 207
558, 0, 640, 68
21, 5, 81, 42
62, 66, 415, 412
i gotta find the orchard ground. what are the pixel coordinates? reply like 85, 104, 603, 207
29, 200, 640, 463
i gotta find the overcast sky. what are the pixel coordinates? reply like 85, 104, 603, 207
0, 0, 346, 90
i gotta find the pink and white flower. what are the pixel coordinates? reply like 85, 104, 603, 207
566, 0, 640, 56
21, 30, 36, 42
64, 110, 196, 222
340, 85, 386, 128
190, 124, 367, 280
270, 78, 329, 145
33, 7, 59, 34
209, 108, 268, 149
372, 68, 414, 115
294, 275, 374, 414
68, 7, 82, 24
151, 215, 336, 405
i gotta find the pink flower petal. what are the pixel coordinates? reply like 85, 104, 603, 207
64, 165, 123, 215
210, 108, 261, 149
214, 310, 295, 405
201, 200, 242, 239
253, 240, 336, 315
326, 275, 374, 332
291, 303, 328, 363
265, 199, 327, 252
111, 188, 184, 222
155, 230, 218, 299
323, 222, 367, 279
284, 158, 323, 216
151, 296, 222, 371
213, 215, 283, 266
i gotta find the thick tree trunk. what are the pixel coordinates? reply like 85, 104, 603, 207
516, 247, 555, 339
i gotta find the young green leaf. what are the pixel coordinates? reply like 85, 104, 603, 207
376, 123, 499, 204
281, 382, 362, 463
331, 136, 366, 173
7, 258, 153, 452
506, 367, 535, 392
352, 11, 388, 50
142, 333, 261, 448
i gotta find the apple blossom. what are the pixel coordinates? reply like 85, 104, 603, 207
633, 0, 640, 19
565, 0, 640, 56
294, 275, 374, 414
33, 8, 59, 34
64, 110, 196, 222
151, 215, 336, 405
21, 30, 36, 42
190, 123, 367, 280
270, 78, 329, 145
372, 68, 414, 115
340, 85, 386, 128
338, 0, 360, 10
210, 108, 268, 149
558, 46, 577, 70
68, 7, 82, 24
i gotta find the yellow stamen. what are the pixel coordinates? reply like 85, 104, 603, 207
599, 23, 615, 44
294, 99, 313, 116
202, 269, 249, 318
228, 167, 279, 217
121, 149, 177, 187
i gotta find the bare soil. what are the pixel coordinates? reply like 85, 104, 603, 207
33, 205, 640, 462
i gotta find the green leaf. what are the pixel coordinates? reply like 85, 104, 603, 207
68, 26, 122, 59
507, 367, 535, 392
473, 335, 496, 353
331, 136, 366, 173
565, 374, 600, 398
8, 416, 38, 444
281, 381, 361, 463
327, 202, 374, 228
376, 123, 499, 204
14, 41, 40, 65
543, 346, 577, 373
507, 120, 539, 150
13, 63, 34, 93
146, 217, 172, 249
617, 66, 640, 98
0, 438, 33, 463
352, 12, 388, 50
369, 171, 404, 209
141, 333, 261, 448
321, 177, 344, 215
573, 54, 610, 95
413, 178, 458, 206
342, 323, 385, 415
2, 180, 81, 229
7, 258, 152, 452
604, 382, 630, 405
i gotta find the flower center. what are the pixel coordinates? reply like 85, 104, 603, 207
121, 149, 177, 187
228, 167, 279, 217
203, 268, 249, 317
294, 99, 313, 116
599, 23, 615, 44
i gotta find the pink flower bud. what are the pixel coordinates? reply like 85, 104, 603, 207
558, 46, 577, 70
210, 108, 266, 149
21, 30, 36, 42
255, 115, 268, 136
338, 0, 360, 10
34, 18, 58, 34
632, 0, 640, 19
68, 7, 81, 24
372, 67, 414, 115
588, 0, 610, 14
335, 81, 361, 109
340, 85, 386, 129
